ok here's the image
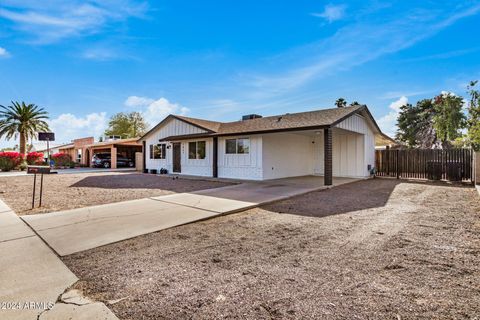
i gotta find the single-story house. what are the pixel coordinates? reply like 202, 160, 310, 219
58, 137, 142, 168
139, 105, 394, 185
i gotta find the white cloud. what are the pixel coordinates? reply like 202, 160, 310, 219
124, 95, 154, 107
48, 112, 108, 143
124, 96, 189, 127
377, 96, 408, 138
311, 4, 346, 23
0, 47, 10, 57
0, 1, 147, 44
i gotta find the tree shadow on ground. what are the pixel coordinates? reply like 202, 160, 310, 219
69, 173, 231, 192
261, 178, 472, 218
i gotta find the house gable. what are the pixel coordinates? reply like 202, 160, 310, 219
142, 116, 210, 142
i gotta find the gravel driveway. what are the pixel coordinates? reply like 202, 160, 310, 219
0, 172, 232, 215
63, 179, 480, 319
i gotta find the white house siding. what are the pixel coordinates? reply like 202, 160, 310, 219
180, 138, 213, 177
144, 118, 207, 173
262, 133, 314, 180
218, 136, 263, 180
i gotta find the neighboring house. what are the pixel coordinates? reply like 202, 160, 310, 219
139, 105, 394, 185
57, 137, 142, 168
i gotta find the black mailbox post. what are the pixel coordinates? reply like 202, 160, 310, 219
27, 166, 51, 209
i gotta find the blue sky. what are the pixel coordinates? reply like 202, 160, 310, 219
1, 0, 480, 148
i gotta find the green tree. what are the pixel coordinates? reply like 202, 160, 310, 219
466, 80, 480, 151
0, 101, 50, 154
104, 111, 149, 138
396, 99, 437, 148
432, 92, 465, 148
335, 98, 347, 108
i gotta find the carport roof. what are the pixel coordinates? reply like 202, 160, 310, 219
85, 138, 141, 148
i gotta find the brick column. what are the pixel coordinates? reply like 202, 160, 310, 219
324, 127, 332, 186
111, 147, 117, 169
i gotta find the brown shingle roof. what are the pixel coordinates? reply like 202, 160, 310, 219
173, 115, 222, 132
215, 105, 363, 135
152, 105, 387, 143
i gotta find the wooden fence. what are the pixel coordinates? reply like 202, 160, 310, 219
375, 149, 473, 182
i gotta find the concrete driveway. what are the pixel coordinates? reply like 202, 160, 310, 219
22, 176, 357, 256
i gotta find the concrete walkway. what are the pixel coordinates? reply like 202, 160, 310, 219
22, 176, 358, 257
0, 200, 118, 320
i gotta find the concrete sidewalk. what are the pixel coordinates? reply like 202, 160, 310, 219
23, 176, 358, 257
0, 200, 118, 320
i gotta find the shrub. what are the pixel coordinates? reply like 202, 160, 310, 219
52, 153, 72, 167
26, 152, 44, 165
0, 152, 24, 171
19, 162, 28, 171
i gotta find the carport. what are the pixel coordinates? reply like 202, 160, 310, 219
86, 138, 142, 169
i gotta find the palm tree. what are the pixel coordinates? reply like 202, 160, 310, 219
0, 101, 50, 154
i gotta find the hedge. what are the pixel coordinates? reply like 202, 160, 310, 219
0, 152, 24, 171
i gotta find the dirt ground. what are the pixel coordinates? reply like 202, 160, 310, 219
62, 179, 480, 319
0, 172, 232, 215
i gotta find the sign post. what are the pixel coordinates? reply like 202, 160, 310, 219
27, 166, 51, 209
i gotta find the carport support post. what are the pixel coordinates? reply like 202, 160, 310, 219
324, 127, 333, 186
213, 137, 218, 178
142, 141, 146, 173
111, 146, 117, 169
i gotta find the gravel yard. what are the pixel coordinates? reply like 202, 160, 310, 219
63, 179, 480, 319
0, 172, 232, 215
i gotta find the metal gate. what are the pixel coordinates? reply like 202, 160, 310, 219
375, 149, 473, 182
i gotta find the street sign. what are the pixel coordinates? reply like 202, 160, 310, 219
38, 132, 55, 141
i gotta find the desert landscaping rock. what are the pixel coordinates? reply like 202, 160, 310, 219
62, 179, 480, 319
61, 289, 94, 306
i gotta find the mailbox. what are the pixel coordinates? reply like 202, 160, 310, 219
27, 166, 51, 174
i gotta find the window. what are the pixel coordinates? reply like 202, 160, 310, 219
225, 138, 250, 154
226, 139, 237, 154
237, 138, 250, 154
150, 144, 166, 159
188, 141, 206, 159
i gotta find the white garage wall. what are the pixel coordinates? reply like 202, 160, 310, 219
313, 132, 324, 175
218, 135, 263, 180
332, 130, 365, 177
262, 133, 314, 179
335, 113, 376, 177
